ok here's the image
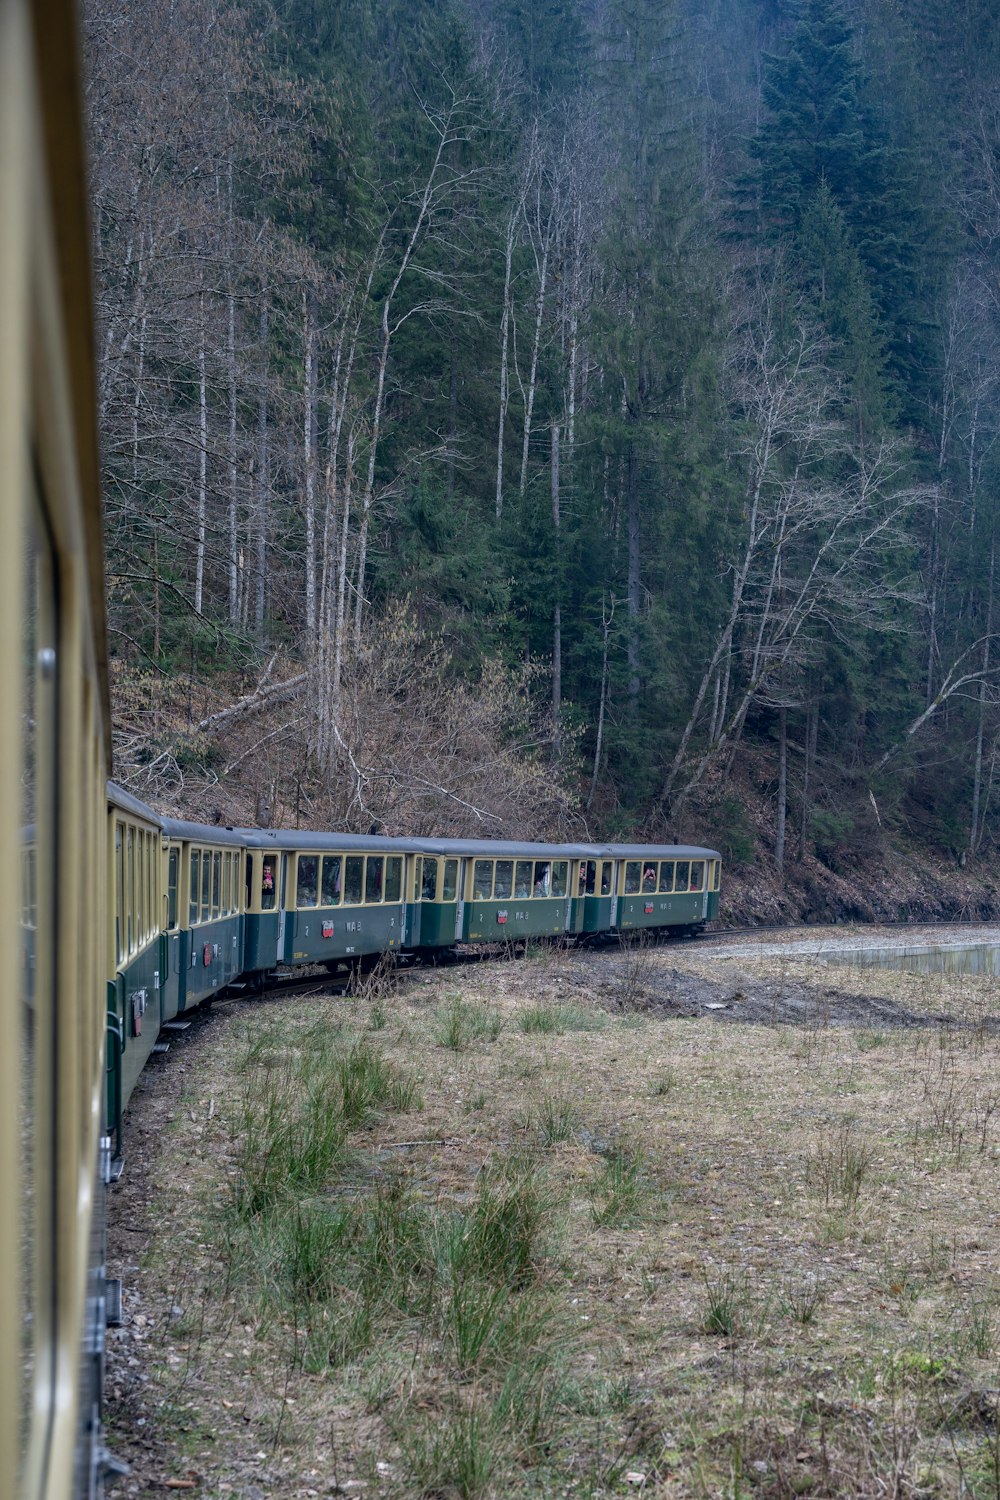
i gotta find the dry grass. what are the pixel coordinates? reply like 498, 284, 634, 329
108, 938, 1000, 1499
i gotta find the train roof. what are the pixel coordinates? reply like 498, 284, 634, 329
103, 791, 723, 866
602, 844, 720, 860
236, 827, 418, 853
412, 837, 596, 859
107, 781, 165, 826
160, 816, 253, 848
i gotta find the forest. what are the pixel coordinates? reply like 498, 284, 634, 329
84, 0, 1000, 908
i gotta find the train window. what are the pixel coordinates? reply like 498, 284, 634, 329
624, 861, 641, 894
674, 860, 690, 891
137, 831, 145, 942
421, 858, 439, 902
127, 826, 135, 952
345, 856, 364, 905
297, 856, 319, 907
167, 849, 178, 929
601, 862, 613, 896
583, 860, 595, 896
514, 860, 532, 898
712, 860, 721, 891
413, 858, 422, 900
189, 851, 200, 925
441, 859, 457, 902
533, 862, 550, 897
365, 857, 384, 903
212, 852, 221, 917
144, 832, 151, 937
473, 860, 493, 899
261, 854, 276, 909
143, 836, 149, 937
659, 862, 674, 892
201, 848, 212, 922
321, 855, 342, 905
386, 857, 403, 903
223, 853, 232, 915
116, 823, 125, 962
494, 860, 513, 899
642, 863, 657, 892
552, 861, 568, 897
689, 861, 704, 891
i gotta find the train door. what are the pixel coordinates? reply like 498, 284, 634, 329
455, 858, 467, 940
276, 853, 288, 961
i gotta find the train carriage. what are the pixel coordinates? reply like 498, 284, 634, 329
411, 838, 597, 948
606, 844, 722, 935
107, 786, 165, 1132
159, 819, 248, 1012
242, 830, 414, 975
3, 3, 116, 1494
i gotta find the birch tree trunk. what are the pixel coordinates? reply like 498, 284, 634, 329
303, 288, 318, 638
587, 594, 614, 813
799, 699, 818, 861
194, 285, 208, 616
495, 201, 518, 521
518, 186, 553, 499
626, 438, 641, 706
353, 114, 456, 646
971, 525, 996, 855
551, 423, 561, 758
227, 279, 239, 622
775, 705, 787, 872
254, 286, 269, 642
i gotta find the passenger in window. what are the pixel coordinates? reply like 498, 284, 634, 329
643, 865, 656, 890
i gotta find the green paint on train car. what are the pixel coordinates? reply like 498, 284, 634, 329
617, 893, 707, 929
464, 898, 569, 942
114, 943, 164, 1109
288, 903, 403, 964
412, 900, 461, 949
579, 895, 614, 935
243, 911, 280, 972
181, 914, 245, 1007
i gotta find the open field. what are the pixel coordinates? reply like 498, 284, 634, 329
107, 933, 1000, 1498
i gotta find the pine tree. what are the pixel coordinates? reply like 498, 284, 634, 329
491, 0, 589, 98
746, 0, 944, 421
796, 180, 895, 437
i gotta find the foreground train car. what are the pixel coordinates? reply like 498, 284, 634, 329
3, 3, 114, 1497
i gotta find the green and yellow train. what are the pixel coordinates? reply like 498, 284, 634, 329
1, 4, 721, 1497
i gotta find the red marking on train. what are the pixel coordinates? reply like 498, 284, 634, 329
322, 921, 335, 938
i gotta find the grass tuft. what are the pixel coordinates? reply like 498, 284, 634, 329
435, 993, 504, 1050
589, 1138, 653, 1227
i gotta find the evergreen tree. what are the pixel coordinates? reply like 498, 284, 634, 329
490, 0, 589, 98
746, 0, 944, 420
796, 180, 895, 436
